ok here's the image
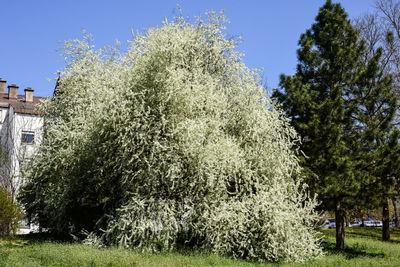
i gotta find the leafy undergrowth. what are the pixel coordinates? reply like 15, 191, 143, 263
2, 229, 400, 266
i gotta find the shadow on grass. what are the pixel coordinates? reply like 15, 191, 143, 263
321, 241, 385, 260
345, 228, 400, 244
16, 232, 74, 244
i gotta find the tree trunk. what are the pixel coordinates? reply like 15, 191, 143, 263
335, 199, 345, 250
393, 198, 400, 227
382, 199, 390, 241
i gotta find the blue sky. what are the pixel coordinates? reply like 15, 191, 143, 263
0, 0, 375, 97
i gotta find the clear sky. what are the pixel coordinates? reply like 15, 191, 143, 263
0, 0, 375, 97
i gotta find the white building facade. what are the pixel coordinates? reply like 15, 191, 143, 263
0, 79, 44, 200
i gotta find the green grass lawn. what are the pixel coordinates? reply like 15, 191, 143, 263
2, 228, 400, 266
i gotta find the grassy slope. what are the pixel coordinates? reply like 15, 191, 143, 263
1, 228, 400, 266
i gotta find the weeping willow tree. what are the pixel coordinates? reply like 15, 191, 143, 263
19, 11, 322, 262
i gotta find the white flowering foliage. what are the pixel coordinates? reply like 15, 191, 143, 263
20, 11, 322, 262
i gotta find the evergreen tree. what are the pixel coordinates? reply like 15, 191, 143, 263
353, 1, 400, 239
273, 0, 397, 249
353, 48, 400, 241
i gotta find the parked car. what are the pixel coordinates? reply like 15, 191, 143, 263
327, 218, 336, 228
349, 218, 363, 227
319, 218, 336, 229
363, 218, 382, 227
319, 219, 330, 229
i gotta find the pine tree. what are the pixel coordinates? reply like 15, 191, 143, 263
272, 0, 397, 250
353, 48, 400, 241
353, 1, 400, 240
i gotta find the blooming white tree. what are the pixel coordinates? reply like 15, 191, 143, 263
20, 11, 322, 262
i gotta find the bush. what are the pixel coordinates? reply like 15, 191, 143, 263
20, 11, 322, 262
0, 187, 22, 236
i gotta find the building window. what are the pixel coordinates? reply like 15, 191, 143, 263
21, 131, 34, 144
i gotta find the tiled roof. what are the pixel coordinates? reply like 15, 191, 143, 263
0, 93, 45, 115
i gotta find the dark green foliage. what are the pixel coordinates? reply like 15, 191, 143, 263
353, 48, 399, 207
0, 187, 22, 237
353, 48, 400, 241
273, 0, 363, 211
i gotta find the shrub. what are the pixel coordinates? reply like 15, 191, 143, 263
0, 187, 22, 237
20, 11, 322, 262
